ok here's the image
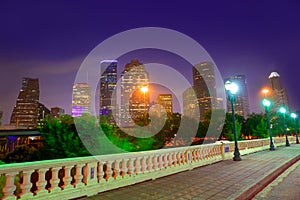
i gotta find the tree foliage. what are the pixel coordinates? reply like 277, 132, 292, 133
39, 114, 90, 159
221, 113, 243, 141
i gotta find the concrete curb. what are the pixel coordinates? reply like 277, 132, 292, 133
235, 154, 300, 200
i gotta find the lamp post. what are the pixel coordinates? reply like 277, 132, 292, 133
225, 80, 241, 161
262, 99, 275, 150
291, 113, 300, 144
279, 107, 290, 146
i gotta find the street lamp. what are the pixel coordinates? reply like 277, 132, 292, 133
291, 113, 300, 144
225, 80, 241, 161
140, 86, 148, 117
262, 88, 269, 98
279, 107, 290, 146
262, 98, 275, 150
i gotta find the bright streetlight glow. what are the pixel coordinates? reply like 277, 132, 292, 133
262, 99, 271, 107
140, 86, 148, 93
262, 88, 269, 94
291, 113, 297, 119
279, 107, 287, 114
225, 81, 239, 94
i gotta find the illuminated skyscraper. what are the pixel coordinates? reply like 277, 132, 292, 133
72, 83, 91, 117
193, 61, 217, 120
100, 60, 117, 116
268, 71, 289, 110
225, 75, 250, 119
120, 59, 149, 126
10, 77, 48, 129
157, 94, 173, 114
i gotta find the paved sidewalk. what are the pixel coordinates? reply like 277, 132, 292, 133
83, 145, 300, 200
254, 160, 300, 200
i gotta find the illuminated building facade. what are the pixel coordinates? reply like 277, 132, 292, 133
72, 83, 91, 117
120, 59, 149, 126
193, 61, 217, 121
10, 77, 49, 129
225, 75, 250, 119
100, 60, 117, 116
268, 71, 289, 111
157, 94, 173, 114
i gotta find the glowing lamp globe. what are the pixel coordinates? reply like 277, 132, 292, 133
279, 107, 287, 114
262, 99, 271, 107
291, 113, 297, 119
225, 81, 239, 95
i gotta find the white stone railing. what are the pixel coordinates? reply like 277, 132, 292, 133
0, 136, 297, 200
222, 136, 295, 159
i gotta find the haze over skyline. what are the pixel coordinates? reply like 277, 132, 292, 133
1, 1, 300, 124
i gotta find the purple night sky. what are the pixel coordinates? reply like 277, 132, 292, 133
1, 1, 300, 124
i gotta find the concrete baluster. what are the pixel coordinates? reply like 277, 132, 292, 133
81, 164, 88, 185
62, 166, 73, 190
134, 158, 140, 175
119, 159, 126, 178
17, 170, 34, 199
140, 157, 146, 173
49, 167, 62, 193
2, 172, 16, 199
127, 159, 133, 176
152, 155, 157, 171
157, 154, 163, 169
104, 161, 111, 181
112, 160, 119, 180
35, 168, 48, 196
97, 162, 103, 183
146, 156, 152, 172
73, 164, 85, 188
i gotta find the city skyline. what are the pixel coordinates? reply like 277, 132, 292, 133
1, 1, 300, 124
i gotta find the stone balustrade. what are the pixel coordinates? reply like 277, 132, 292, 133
0, 136, 296, 200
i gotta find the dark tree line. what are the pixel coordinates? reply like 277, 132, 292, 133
1, 109, 299, 164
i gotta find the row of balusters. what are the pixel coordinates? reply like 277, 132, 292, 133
0, 146, 222, 199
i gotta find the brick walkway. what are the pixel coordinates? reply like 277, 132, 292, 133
82, 145, 300, 200
254, 160, 300, 200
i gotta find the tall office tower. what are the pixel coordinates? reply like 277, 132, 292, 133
120, 59, 149, 126
225, 75, 250, 119
10, 78, 40, 129
100, 60, 117, 116
268, 71, 289, 110
157, 94, 173, 114
193, 61, 217, 121
182, 87, 199, 119
50, 106, 65, 119
72, 83, 91, 117
0, 110, 3, 126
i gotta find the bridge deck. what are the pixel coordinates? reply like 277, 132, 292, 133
83, 145, 300, 200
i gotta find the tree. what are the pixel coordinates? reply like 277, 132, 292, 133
243, 113, 269, 138
40, 114, 90, 159
4, 144, 40, 163
202, 109, 227, 140
222, 113, 243, 141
